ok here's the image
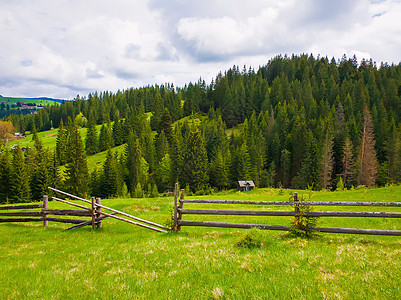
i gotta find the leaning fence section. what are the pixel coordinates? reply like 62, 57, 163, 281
0, 195, 106, 229
173, 184, 401, 236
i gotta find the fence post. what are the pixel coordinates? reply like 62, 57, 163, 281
173, 183, 179, 232
177, 189, 185, 232
91, 197, 96, 229
43, 195, 48, 227
294, 192, 299, 214
96, 198, 102, 229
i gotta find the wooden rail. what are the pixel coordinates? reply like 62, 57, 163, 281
0, 195, 104, 229
49, 187, 168, 233
174, 189, 401, 236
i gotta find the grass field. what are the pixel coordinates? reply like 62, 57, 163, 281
0, 96, 57, 106
8, 124, 127, 173
1, 186, 401, 299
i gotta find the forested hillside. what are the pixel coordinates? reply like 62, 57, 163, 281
1, 54, 401, 203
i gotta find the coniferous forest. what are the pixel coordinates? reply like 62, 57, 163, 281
1, 54, 401, 203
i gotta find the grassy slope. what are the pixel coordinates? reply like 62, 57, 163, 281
8, 124, 126, 173
1, 186, 401, 299
1, 96, 56, 106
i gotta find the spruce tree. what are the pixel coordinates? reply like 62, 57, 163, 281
209, 149, 228, 190
64, 121, 88, 197
125, 132, 142, 193
342, 137, 354, 188
98, 124, 113, 152
101, 149, 119, 198
181, 127, 209, 193
85, 112, 98, 155
30, 145, 50, 202
55, 119, 68, 165
10, 147, 31, 203
357, 106, 378, 186
320, 131, 334, 189
0, 150, 12, 204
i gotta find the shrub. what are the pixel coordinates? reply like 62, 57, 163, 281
289, 195, 320, 239
235, 228, 262, 248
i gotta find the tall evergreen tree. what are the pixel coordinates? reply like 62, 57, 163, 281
125, 132, 142, 193
64, 121, 88, 197
85, 112, 98, 155
341, 137, 355, 188
55, 119, 68, 165
320, 131, 334, 189
10, 147, 31, 203
101, 149, 119, 198
98, 123, 113, 152
0, 150, 12, 204
357, 106, 378, 186
181, 127, 209, 193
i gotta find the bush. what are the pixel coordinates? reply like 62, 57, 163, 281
235, 228, 262, 248
289, 195, 320, 239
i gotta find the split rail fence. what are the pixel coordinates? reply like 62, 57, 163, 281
0, 187, 168, 233
173, 184, 401, 236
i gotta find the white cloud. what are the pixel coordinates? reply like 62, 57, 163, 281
0, 0, 400, 99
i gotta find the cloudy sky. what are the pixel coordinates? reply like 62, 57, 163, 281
1, 0, 401, 99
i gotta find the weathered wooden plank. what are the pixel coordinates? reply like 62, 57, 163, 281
52, 197, 91, 211
173, 183, 179, 232
178, 220, 289, 231
43, 195, 48, 227
0, 204, 43, 210
96, 198, 102, 229
182, 199, 401, 207
0, 218, 43, 223
42, 209, 92, 217
49, 187, 168, 230
312, 227, 401, 236
65, 213, 116, 231
179, 209, 401, 218
0, 211, 43, 217
45, 218, 86, 224
98, 211, 167, 233
178, 221, 401, 236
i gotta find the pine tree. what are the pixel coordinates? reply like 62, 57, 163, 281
64, 121, 88, 197
209, 149, 228, 190
101, 149, 119, 198
30, 144, 50, 202
10, 147, 31, 203
98, 124, 113, 152
85, 112, 98, 155
321, 131, 334, 189
293, 133, 320, 189
125, 132, 142, 193
55, 119, 68, 165
0, 150, 12, 204
342, 137, 354, 187
357, 106, 378, 186
181, 127, 209, 193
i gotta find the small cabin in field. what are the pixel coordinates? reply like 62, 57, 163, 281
238, 180, 255, 192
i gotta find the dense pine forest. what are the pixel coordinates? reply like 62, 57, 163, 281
1, 54, 401, 203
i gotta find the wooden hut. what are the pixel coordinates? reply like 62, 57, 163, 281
238, 180, 255, 191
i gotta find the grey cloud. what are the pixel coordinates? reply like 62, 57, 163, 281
124, 43, 142, 59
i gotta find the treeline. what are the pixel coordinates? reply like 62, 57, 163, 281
1, 54, 401, 203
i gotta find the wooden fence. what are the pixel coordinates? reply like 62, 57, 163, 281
173, 184, 401, 236
0, 188, 168, 233
0, 195, 108, 230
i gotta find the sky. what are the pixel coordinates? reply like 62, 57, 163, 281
1, 0, 401, 99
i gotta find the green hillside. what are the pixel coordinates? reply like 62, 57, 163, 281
1, 186, 401, 298
0, 96, 57, 106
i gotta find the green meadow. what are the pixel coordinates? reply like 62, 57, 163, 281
1, 186, 401, 299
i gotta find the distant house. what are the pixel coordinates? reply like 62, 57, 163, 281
238, 180, 255, 191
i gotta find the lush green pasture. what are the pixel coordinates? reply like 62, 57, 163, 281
0, 97, 57, 106
1, 187, 401, 299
